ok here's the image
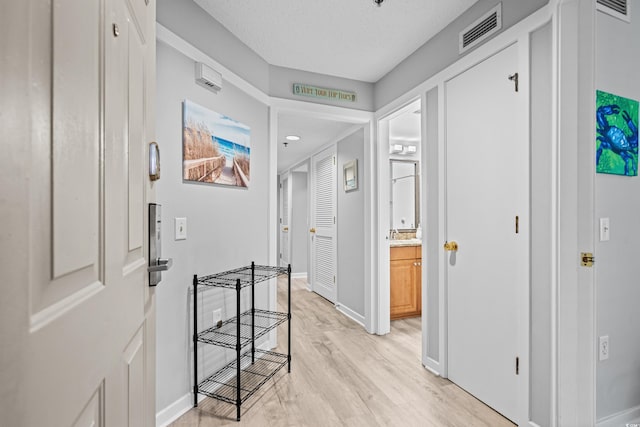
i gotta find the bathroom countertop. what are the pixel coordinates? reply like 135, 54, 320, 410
390, 238, 422, 247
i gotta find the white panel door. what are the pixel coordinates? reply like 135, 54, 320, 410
445, 43, 524, 423
280, 174, 291, 267
310, 146, 337, 303
0, 0, 156, 425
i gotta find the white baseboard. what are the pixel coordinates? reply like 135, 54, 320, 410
291, 272, 307, 279
156, 392, 205, 427
528, 422, 542, 427
597, 405, 640, 427
335, 303, 365, 327
423, 357, 441, 376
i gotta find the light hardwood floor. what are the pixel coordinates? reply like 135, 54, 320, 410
171, 278, 515, 427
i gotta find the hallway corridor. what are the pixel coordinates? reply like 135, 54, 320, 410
171, 278, 514, 426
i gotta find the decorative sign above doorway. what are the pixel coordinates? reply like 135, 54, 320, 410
292, 83, 357, 103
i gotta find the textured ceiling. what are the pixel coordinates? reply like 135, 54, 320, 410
194, 0, 478, 82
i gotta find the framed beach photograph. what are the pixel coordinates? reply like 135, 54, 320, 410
182, 100, 251, 187
343, 159, 358, 192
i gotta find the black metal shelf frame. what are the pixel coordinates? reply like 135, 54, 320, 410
196, 309, 288, 349
197, 349, 288, 405
193, 262, 291, 422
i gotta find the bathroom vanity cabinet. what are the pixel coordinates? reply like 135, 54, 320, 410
390, 244, 422, 320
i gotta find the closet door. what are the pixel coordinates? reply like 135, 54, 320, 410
310, 145, 337, 303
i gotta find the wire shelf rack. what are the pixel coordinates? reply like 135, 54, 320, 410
197, 349, 288, 405
197, 265, 287, 289
197, 309, 288, 350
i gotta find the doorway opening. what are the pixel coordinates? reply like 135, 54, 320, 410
276, 109, 368, 314
386, 100, 424, 357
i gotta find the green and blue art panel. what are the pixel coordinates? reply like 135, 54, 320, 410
596, 90, 639, 176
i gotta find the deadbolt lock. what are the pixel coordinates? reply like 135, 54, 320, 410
444, 241, 459, 252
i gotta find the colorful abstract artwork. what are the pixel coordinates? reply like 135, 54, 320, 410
182, 100, 251, 187
596, 90, 639, 176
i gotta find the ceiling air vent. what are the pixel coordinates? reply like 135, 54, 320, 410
459, 3, 502, 54
597, 0, 630, 22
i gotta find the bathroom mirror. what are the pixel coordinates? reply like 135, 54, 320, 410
390, 160, 419, 231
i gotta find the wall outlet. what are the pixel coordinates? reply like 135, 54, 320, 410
213, 309, 222, 328
599, 335, 609, 361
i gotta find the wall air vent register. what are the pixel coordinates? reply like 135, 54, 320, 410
459, 3, 502, 54
597, 0, 630, 22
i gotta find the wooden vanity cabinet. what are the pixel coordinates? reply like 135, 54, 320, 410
390, 245, 422, 320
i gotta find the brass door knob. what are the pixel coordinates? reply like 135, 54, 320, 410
443, 241, 458, 252
283, 227, 289, 232
309, 228, 316, 233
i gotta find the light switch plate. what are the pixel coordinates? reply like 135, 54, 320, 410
175, 217, 187, 240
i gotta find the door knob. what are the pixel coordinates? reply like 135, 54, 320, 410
283, 227, 289, 232
309, 228, 316, 233
443, 241, 458, 252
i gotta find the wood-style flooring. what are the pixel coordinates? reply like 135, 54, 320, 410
171, 278, 514, 427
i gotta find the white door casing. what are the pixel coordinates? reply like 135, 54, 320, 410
310, 145, 337, 303
444, 43, 525, 423
0, 0, 156, 425
280, 174, 291, 267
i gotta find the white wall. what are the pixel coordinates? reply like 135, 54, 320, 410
157, 0, 270, 94
595, 3, 640, 421
337, 129, 366, 319
290, 171, 309, 275
155, 41, 272, 413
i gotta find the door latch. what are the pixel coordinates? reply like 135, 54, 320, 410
580, 252, 595, 267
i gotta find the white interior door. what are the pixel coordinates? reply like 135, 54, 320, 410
0, 0, 156, 425
445, 43, 524, 423
310, 146, 337, 303
280, 174, 291, 267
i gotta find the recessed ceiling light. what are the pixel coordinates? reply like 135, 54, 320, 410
285, 135, 300, 141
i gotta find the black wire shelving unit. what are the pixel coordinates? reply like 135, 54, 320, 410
193, 262, 291, 422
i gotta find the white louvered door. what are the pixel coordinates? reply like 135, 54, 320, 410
310, 146, 337, 303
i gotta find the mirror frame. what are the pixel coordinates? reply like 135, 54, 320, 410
389, 159, 420, 231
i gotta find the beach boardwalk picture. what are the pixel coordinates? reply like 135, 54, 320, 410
182, 100, 251, 187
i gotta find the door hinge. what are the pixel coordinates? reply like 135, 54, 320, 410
334, 216, 336, 224
515, 216, 519, 234
333, 276, 336, 283
280, 218, 282, 224
333, 156, 336, 165
508, 72, 519, 92
581, 252, 595, 267
279, 183, 282, 189
516, 357, 519, 375
280, 252, 282, 259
